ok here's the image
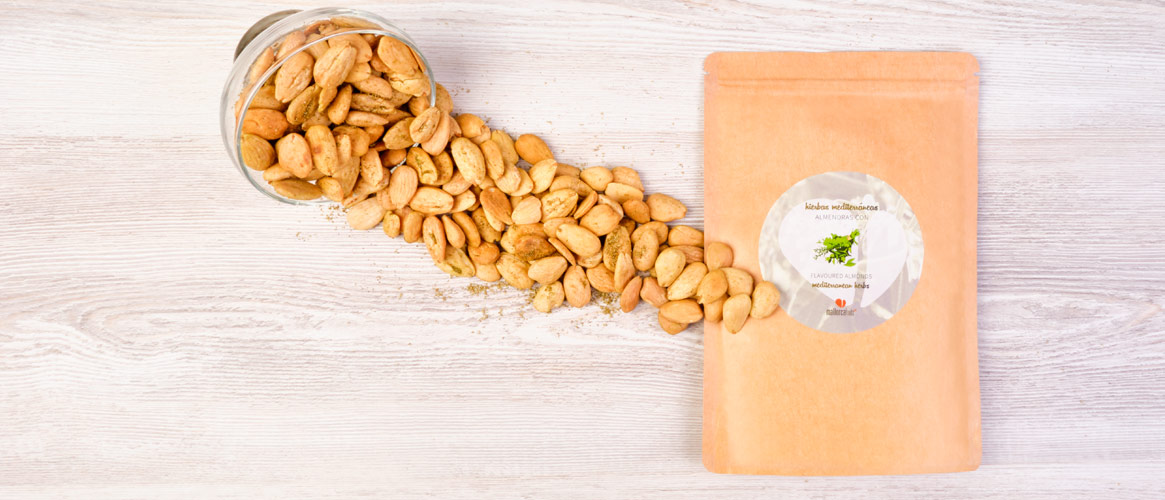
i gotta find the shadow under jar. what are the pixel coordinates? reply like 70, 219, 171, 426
220, 7, 436, 204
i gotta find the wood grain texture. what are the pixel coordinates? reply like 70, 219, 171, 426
1, 0, 1163, 498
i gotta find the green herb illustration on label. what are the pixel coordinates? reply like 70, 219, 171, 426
813, 229, 860, 267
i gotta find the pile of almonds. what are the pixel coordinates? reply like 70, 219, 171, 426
236, 18, 779, 334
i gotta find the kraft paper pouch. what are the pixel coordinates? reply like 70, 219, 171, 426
702, 52, 980, 475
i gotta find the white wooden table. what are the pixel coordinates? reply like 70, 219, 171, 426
2, 1, 1163, 498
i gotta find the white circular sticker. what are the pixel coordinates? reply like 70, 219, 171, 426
758, 172, 924, 334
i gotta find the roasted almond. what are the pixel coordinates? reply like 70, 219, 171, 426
532, 282, 565, 313
632, 229, 660, 272
313, 44, 357, 88
668, 225, 704, 247
528, 255, 568, 285
670, 245, 704, 264
242, 108, 290, 140
491, 130, 519, 167
421, 111, 454, 156
387, 165, 418, 209
422, 215, 447, 262
646, 193, 687, 222
722, 268, 755, 297
704, 241, 733, 270
613, 252, 635, 292
409, 186, 454, 214
658, 312, 688, 335
723, 295, 752, 334
529, 159, 558, 194
451, 190, 476, 213
514, 133, 553, 164
556, 224, 601, 257
304, 125, 340, 175
666, 262, 707, 301
660, 299, 703, 324
329, 33, 372, 63
751, 281, 780, 319
563, 265, 591, 307
240, 133, 275, 170
402, 208, 423, 243
640, 277, 667, 308
547, 237, 576, 266
578, 204, 621, 236
275, 133, 314, 178
695, 269, 728, 305
620, 276, 643, 313
580, 167, 613, 192
451, 137, 487, 185
573, 190, 597, 219
479, 187, 513, 226
409, 107, 442, 143
274, 51, 314, 103
383, 117, 415, 150
442, 215, 466, 248
540, 189, 579, 221
480, 139, 506, 180
376, 35, 420, 75
270, 179, 321, 200
586, 265, 616, 293
602, 225, 632, 272
467, 241, 500, 265
654, 247, 687, 287
475, 262, 500, 282
622, 199, 650, 224
435, 246, 476, 278
347, 197, 386, 230
611, 167, 643, 191
604, 182, 644, 204
382, 211, 402, 238
496, 253, 534, 290
511, 196, 542, 225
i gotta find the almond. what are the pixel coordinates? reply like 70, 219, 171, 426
602, 225, 632, 272
722, 268, 755, 297
242, 108, 290, 140
496, 253, 534, 290
586, 265, 616, 293
604, 182, 644, 204
667, 262, 707, 301
352, 75, 402, 101
670, 245, 705, 264
347, 197, 386, 230
275, 51, 313, 102
329, 33, 372, 64
407, 147, 440, 186
556, 224, 601, 257
402, 209, 423, 243
668, 225, 704, 247
389, 70, 431, 97
658, 312, 688, 335
632, 229, 660, 272
563, 265, 591, 307
622, 199, 650, 224
435, 246, 476, 278
613, 252, 635, 292
248, 47, 275, 84
285, 85, 323, 125
514, 133, 553, 164
475, 262, 500, 282
528, 255, 568, 285
451, 137, 487, 185
409, 107, 442, 143
640, 277, 667, 308
578, 204, 621, 236
573, 190, 597, 219
345, 110, 391, 127
576, 250, 603, 269
382, 212, 402, 238
422, 215, 447, 262
472, 208, 502, 243
240, 133, 275, 170
660, 299, 703, 324
304, 125, 339, 175
480, 139, 506, 180
468, 242, 500, 265
376, 35, 420, 75
704, 297, 725, 323
704, 241, 733, 270
750, 281, 781, 319
530, 159, 558, 194
723, 295, 752, 334
421, 112, 454, 156
540, 189, 578, 221
275, 133, 314, 178
611, 167, 643, 191
580, 167, 613, 192
491, 130, 519, 167
620, 276, 643, 313
696, 269, 728, 305
451, 190, 476, 213
532, 282, 566, 313
511, 196, 542, 225
387, 165, 418, 209
313, 44, 357, 88
654, 248, 687, 288
270, 179, 321, 200
442, 215, 466, 248
646, 193, 687, 222
547, 237, 576, 266
318, 177, 343, 202
409, 186, 454, 214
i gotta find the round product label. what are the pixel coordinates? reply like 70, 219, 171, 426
758, 172, 924, 334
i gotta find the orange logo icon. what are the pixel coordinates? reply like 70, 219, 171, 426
835, 298, 846, 308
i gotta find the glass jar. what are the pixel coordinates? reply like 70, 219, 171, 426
219, 8, 436, 204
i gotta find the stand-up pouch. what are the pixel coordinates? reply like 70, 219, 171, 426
702, 52, 980, 475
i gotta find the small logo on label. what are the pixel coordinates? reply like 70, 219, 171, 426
835, 298, 847, 308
